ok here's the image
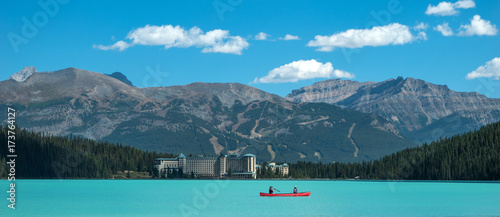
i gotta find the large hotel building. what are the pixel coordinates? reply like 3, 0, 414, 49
155, 153, 257, 179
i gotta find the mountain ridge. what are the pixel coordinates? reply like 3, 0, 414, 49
0, 67, 413, 163
286, 77, 500, 141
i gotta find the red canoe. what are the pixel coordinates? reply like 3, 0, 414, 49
260, 192, 311, 197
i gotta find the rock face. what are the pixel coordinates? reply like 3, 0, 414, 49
0, 67, 414, 163
286, 77, 500, 141
287, 79, 377, 104
9, 66, 37, 82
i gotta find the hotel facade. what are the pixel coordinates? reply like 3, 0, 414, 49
266, 162, 289, 176
155, 153, 257, 179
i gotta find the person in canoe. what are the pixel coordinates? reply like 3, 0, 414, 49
269, 186, 276, 194
293, 186, 298, 194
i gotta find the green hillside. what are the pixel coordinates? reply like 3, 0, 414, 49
1, 120, 498, 180
101, 100, 414, 163
288, 121, 500, 180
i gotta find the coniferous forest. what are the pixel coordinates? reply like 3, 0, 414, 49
0, 125, 172, 179
287, 121, 500, 180
1, 121, 499, 180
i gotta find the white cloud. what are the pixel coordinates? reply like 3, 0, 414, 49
454, 0, 475, 9
93, 40, 130, 51
434, 23, 454, 36
255, 32, 270, 40
417, 32, 428, 40
413, 22, 429, 31
201, 36, 249, 54
413, 23, 428, 40
315, 47, 335, 52
253, 59, 354, 83
93, 25, 249, 55
466, 58, 500, 80
425, 0, 475, 16
282, 34, 300, 40
458, 15, 498, 36
307, 23, 417, 51
426, 1, 456, 16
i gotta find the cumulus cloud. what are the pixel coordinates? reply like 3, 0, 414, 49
466, 58, 500, 80
413, 23, 428, 40
458, 15, 498, 36
93, 40, 131, 51
201, 36, 249, 54
425, 0, 475, 16
417, 32, 428, 40
253, 59, 354, 83
255, 32, 270, 40
434, 23, 454, 36
282, 34, 300, 40
413, 22, 429, 31
93, 25, 249, 55
454, 0, 476, 9
306, 23, 417, 51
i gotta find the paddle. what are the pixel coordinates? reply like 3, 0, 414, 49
269, 186, 280, 192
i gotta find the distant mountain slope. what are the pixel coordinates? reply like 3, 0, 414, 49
286, 77, 500, 142
0, 67, 415, 163
0, 67, 145, 104
289, 120, 500, 180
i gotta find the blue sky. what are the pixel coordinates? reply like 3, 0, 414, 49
1, 0, 499, 97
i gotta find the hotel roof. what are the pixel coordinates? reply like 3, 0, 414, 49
228, 153, 240, 157
187, 156, 218, 160
155, 158, 178, 161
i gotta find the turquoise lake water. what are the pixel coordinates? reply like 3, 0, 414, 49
1, 180, 499, 217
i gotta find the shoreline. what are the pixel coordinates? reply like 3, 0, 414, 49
2, 178, 499, 183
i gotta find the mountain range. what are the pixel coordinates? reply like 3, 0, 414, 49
2, 67, 498, 163
0, 67, 416, 163
286, 78, 500, 142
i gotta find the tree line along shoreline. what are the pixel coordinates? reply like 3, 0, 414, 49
1, 121, 499, 180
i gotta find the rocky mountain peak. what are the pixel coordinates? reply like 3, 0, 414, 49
10, 66, 37, 82
286, 76, 500, 139
143, 81, 284, 108
286, 78, 376, 103
397, 77, 454, 95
